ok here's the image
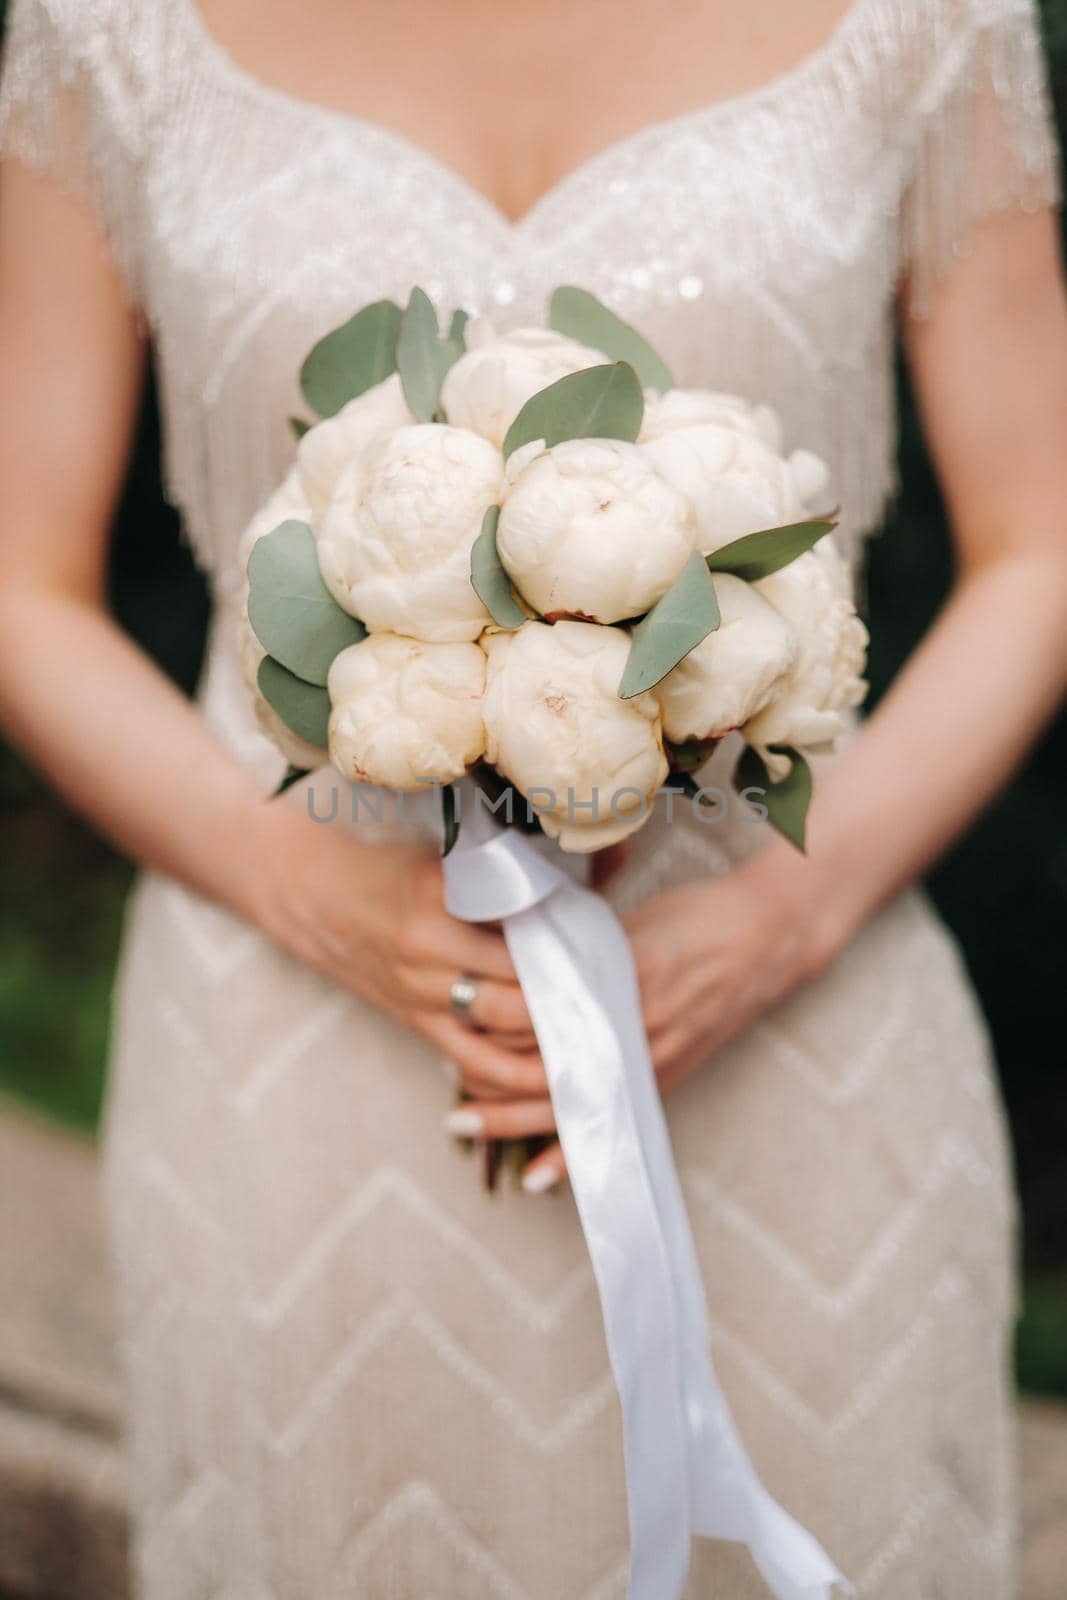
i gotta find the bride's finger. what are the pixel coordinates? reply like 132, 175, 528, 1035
470, 1030, 547, 1056
444, 1097, 556, 1141
423, 1014, 549, 1097
519, 1138, 568, 1195
465, 978, 535, 1036
455, 1059, 547, 1100
435, 1062, 521, 1100
414, 918, 517, 984
641, 1001, 682, 1040
406, 969, 535, 1036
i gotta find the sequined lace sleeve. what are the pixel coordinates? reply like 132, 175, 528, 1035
899, 0, 1062, 317
0, 0, 145, 305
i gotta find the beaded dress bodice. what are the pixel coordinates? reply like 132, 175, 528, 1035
1, 0, 1058, 800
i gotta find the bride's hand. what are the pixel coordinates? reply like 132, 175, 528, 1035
250, 798, 549, 1100
455, 861, 833, 1193
621, 864, 828, 1091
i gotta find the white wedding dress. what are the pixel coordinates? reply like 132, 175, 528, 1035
1, 1, 1061, 1595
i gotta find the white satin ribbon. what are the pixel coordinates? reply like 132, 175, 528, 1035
444, 816, 852, 1600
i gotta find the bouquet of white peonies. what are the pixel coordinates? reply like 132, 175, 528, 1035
240, 286, 868, 857
237, 286, 862, 1600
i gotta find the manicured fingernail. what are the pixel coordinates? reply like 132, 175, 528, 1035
522, 1164, 562, 1194
445, 1108, 484, 1136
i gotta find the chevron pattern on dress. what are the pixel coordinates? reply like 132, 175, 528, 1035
99, 861, 1019, 1599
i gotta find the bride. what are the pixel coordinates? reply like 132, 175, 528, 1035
1, 0, 1065, 1594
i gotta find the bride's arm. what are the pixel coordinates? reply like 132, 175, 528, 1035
0, 163, 267, 912
0, 158, 541, 1085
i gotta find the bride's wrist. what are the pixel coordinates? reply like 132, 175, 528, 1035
240, 784, 390, 970
238, 789, 322, 948
738, 840, 859, 982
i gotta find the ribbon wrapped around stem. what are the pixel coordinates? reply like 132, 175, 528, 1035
443, 815, 852, 1600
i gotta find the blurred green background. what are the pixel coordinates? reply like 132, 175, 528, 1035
1, 2, 1066, 1394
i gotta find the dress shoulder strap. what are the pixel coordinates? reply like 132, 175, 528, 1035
0, 0, 170, 308
898, 0, 1061, 316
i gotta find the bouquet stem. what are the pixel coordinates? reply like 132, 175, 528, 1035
453, 1084, 553, 1192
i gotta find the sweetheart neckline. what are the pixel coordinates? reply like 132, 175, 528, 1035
176, 0, 875, 237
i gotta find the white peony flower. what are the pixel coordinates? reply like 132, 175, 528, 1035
655, 574, 798, 743
297, 375, 414, 516
640, 387, 785, 453
237, 467, 327, 769
440, 327, 609, 448
787, 448, 832, 508
237, 608, 327, 771
641, 423, 832, 557
238, 464, 310, 575
458, 313, 501, 351
497, 438, 695, 623
327, 633, 486, 790
482, 620, 668, 852
744, 536, 869, 778
316, 423, 503, 641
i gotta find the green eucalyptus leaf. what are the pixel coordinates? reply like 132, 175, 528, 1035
705, 516, 838, 583
618, 551, 720, 698
300, 299, 403, 418
440, 782, 461, 857
257, 656, 331, 750
471, 505, 526, 628
247, 520, 366, 685
289, 416, 312, 440
502, 361, 644, 460
448, 307, 470, 348
397, 286, 463, 422
548, 285, 673, 392
271, 763, 312, 798
734, 745, 812, 852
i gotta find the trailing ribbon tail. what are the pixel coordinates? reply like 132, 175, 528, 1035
444, 818, 851, 1600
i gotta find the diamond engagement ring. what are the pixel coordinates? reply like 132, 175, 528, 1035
449, 974, 480, 1028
